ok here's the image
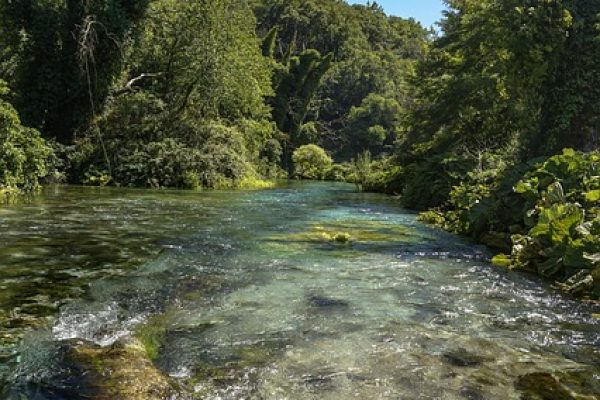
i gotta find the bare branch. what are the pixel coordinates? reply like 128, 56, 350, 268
113, 73, 164, 96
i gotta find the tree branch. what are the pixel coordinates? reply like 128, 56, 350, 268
113, 73, 163, 96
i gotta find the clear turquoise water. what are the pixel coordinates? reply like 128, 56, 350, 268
0, 183, 598, 399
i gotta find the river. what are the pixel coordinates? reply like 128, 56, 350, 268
0, 183, 598, 399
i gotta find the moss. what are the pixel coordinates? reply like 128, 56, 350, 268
332, 232, 351, 243
265, 221, 418, 247
134, 314, 172, 361
192, 344, 277, 387
515, 372, 593, 400
211, 175, 277, 190
233, 176, 277, 190
0, 187, 23, 205
174, 275, 228, 304
65, 338, 178, 400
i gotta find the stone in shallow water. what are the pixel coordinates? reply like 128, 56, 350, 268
308, 295, 349, 308
63, 337, 179, 400
190, 341, 283, 390
515, 372, 595, 400
300, 369, 341, 390
460, 385, 486, 400
442, 348, 490, 367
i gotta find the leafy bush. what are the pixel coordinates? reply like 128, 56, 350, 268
68, 94, 273, 189
342, 153, 405, 193
194, 123, 255, 188
363, 158, 404, 194
0, 81, 51, 195
94, 92, 167, 144
349, 151, 373, 190
420, 153, 511, 238
292, 144, 333, 180
401, 155, 474, 211
494, 150, 599, 296
107, 123, 256, 189
324, 163, 351, 182
113, 138, 204, 188
416, 149, 599, 298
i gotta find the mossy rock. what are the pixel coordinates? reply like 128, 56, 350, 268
515, 372, 597, 400
192, 343, 280, 388
174, 274, 229, 304
442, 348, 493, 368
265, 220, 421, 248
134, 314, 172, 361
64, 337, 179, 400
314, 230, 352, 244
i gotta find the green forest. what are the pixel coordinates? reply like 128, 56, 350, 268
0, 0, 599, 299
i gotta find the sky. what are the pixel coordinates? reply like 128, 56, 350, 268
346, 0, 446, 27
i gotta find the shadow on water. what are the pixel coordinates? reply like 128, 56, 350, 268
0, 182, 598, 399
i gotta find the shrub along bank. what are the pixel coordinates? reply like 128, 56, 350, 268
413, 150, 599, 299
0, 80, 51, 203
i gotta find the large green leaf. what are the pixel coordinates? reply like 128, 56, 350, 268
514, 180, 533, 194
550, 204, 584, 244
546, 182, 566, 204
532, 203, 584, 244
585, 190, 600, 203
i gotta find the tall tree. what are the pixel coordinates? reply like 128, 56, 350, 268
0, 0, 150, 142
252, 0, 429, 160
131, 0, 273, 123
538, 0, 600, 153
402, 0, 573, 161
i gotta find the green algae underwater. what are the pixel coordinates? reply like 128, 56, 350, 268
0, 182, 598, 399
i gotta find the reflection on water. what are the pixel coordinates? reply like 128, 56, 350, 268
0, 182, 598, 399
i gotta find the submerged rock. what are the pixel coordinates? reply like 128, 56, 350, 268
459, 385, 485, 400
264, 220, 422, 249
442, 348, 490, 367
515, 372, 596, 400
308, 295, 349, 309
332, 232, 351, 243
64, 337, 179, 400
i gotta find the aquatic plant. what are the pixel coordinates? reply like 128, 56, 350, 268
135, 315, 171, 361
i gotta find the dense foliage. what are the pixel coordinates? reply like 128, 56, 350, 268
417, 150, 599, 297
497, 151, 599, 296
65, 0, 277, 189
252, 0, 430, 160
0, 0, 149, 143
0, 80, 51, 199
292, 144, 333, 180
0, 0, 428, 190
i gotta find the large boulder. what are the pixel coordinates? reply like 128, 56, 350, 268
64, 337, 179, 400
